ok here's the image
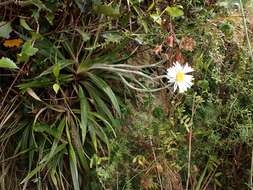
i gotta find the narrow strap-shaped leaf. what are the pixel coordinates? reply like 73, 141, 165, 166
75, 129, 90, 172
87, 73, 121, 115
66, 123, 80, 190
50, 168, 58, 189
37, 59, 75, 78
90, 112, 116, 137
78, 86, 88, 143
40, 144, 66, 164
40, 117, 66, 163
84, 83, 114, 124
21, 164, 44, 184
89, 117, 110, 154
88, 123, 98, 153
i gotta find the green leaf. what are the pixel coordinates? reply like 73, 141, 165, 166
150, 13, 162, 25
66, 125, 80, 190
53, 64, 60, 78
197, 80, 209, 91
87, 85, 114, 122
88, 124, 98, 153
73, 126, 90, 171
89, 117, 110, 152
87, 73, 121, 116
94, 4, 120, 17
29, 0, 51, 11
55, 117, 66, 139
22, 42, 38, 56
195, 163, 208, 190
75, 29, 90, 42
53, 83, 60, 94
18, 75, 73, 91
33, 120, 64, 139
38, 59, 74, 78
35, 39, 65, 61
46, 13, 55, 25
33, 122, 55, 136
18, 41, 38, 62
21, 164, 44, 184
74, 0, 88, 12
17, 78, 52, 90
0, 21, 12, 38
20, 18, 33, 31
78, 86, 89, 143
50, 169, 58, 188
102, 32, 123, 43
0, 57, 18, 69
165, 6, 184, 18
40, 143, 66, 164
90, 112, 116, 137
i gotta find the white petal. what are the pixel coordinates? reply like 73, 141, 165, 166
177, 82, 184, 90
166, 72, 176, 79
174, 62, 183, 72
185, 82, 193, 88
167, 67, 175, 73
183, 64, 194, 73
178, 83, 186, 93
184, 75, 194, 83
181, 85, 188, 93
167, 67, 176, 78
167, 76, 175, 81
173, 83, 178, 92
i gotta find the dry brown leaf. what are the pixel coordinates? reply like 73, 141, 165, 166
141, 177, 154, 189
179, 37, 196, 52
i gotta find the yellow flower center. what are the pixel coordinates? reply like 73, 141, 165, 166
176, 71, 185, 82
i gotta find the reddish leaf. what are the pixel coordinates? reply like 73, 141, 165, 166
153, 44, 162, 55
166, 35, 174, 47
175, 50, 185, 63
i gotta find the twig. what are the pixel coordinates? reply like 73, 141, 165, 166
0, 64, 25, 109
186, 93, 197, 190
0, 0, 15, 6
202, 168, 217, 190
149, 136, 163, 190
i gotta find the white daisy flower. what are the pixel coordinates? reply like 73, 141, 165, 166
166, 62, 194, 93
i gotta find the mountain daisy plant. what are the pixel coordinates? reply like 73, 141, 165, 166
166, 62, 194, 93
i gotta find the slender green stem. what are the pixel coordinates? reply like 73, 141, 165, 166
251, 148, 253, 190
239, 0, 253, 63
119, 74, 170, 92
186, 128, 192, 190
239, 1, 253, 189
